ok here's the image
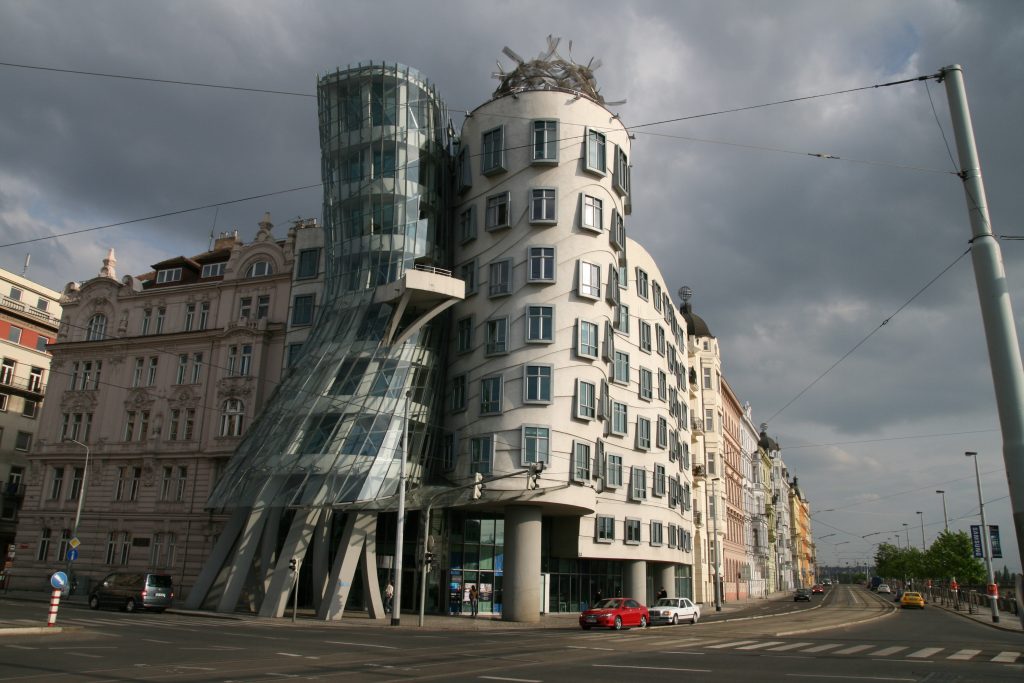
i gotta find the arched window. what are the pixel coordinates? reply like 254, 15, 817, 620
244, 261, 273, 278
86, 314, 107, 341
220, 399, 244, 437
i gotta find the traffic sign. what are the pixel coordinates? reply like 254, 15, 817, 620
66, 548, 79, 562
50, 571, 68, 590
69, 537, 81, 550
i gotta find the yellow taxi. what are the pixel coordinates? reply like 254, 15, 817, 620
900, 591, 925, 609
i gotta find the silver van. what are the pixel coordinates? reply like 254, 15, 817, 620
88, 572, 174, 612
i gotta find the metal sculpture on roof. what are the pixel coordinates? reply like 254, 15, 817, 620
492, 35, 605, 102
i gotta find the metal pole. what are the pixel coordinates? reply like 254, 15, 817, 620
943, 66, 1024, 605
712, 478, 722, 611
903, 523, 910, 548
392, 391, 409, 626
936, 490, 949, 531
65, 439, 90, 591
917, 511, 926, 550
292, 566, 299, 623
968, 451, 1000, 623
417, 504, 431, 627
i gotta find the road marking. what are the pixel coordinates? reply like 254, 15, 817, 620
870, 646, 907, 657
142, 638, 171, 644
801, 643, 842, 653
72, 653, 103, 659
785, 676, 914, 681
834, 645, 874, 655
566, 645, 614, 651
906, 647, 942, 658
479, 677, 542, 683
992, 651, 1020, 663
707, 640, 758, 648
738, 641, 785, 650
276, 652, 303, 657
661, 651, 705, 655
594, 664, 711, 673
947, 649, 980, 661
176, 667, 216, 672
767, 642, 812, 651
325, 640, 398, 649
5, 645, 37, 650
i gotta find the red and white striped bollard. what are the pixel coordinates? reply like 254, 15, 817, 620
47, 588, 61, 627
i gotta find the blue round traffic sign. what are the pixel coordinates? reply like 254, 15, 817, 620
50, 571, 68, 589
66, 548, 79, 562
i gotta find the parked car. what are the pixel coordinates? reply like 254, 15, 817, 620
811, 584, 824, 594
876, 583, 892, 594
900, 591, 926, 609
649, 597, 701, 625
579, 597, 649, 630
794, 588, 812, 602
88, 572, 174, 613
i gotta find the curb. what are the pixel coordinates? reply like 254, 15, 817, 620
930, 601, 1024, 634
0, 626, 81, 636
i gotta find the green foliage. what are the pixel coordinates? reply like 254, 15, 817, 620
873, 532, 984, 584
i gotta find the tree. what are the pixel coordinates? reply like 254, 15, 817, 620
874, 543, 901, 579
924, 530, 985, 583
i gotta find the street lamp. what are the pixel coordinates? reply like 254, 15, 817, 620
711, 477, 722, 612
916, 511, 925, 550
64, 438, 90, 590
902, 522, 910, 548
935, 490, 949, 531
966, 451, 1000, 624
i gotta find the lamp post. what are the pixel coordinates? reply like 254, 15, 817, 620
935, 490, 949, 531
902, 523, 910, 548
64, 439, 90, 591
711, 477, 722, 611
391, 391, 410, 626
966, 451, 999, 624
916, 511, 926, 550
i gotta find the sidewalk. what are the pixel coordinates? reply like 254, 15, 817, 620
926, 595, 1024, 634
1, 588, 790, 633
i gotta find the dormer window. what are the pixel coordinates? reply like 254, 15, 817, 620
245, 261, 273, 278
155, 267, 182, 284
201, 262, 226, 278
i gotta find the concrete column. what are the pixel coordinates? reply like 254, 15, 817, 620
659, 564, 676, 598
624, 559, 646, 601
503, 505, 542, 623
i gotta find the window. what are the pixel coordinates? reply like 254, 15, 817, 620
37, 528, 51, 561
625, 518, 641, 544
578, 261, 600, 299
668, 524, 678, 548
613, 146, 630, 196
615, 304, 629, 333
228, 344, 253, 376
255, 296, 269, 320
639, 367, 653, 401
458, 205, 476, 243
488, 259, 512, 297
8, 286, 21, 301
480, 376, 502, 415
220, 399, 244, 436
703, 367, 712, 389
156, 267, 182, 284
238, 297, 253, 320
530, 188, 556, 224
636, 269, 649, 299
184, 303, 195, 331
581, 194, 603, 232
613, 351, 629, 384
657, 416, 669, 449
14, 431, 31, 451
49, 467, 63, 500
21, 399, 37, 418
575, 379, 596, 420
176, 354, 188, 384
658, 370, 668, 401
146, 356, 158, 386
296, 248, 320, 279
650, 521, 664, 546
485, 317, 508, 355
654, 463, 666, 496
584, 127, 607, 174
190, 353, 203, 383
611, 401, 628, 436
611, 210, 625, 251
459, 260, 477, 296
456, 316, 473, 353
637, 417, 651, 450
0, 359, 12, 385
596, 515, 615, 542
485, 192, 510, 230
527, 247, 555, 283
141, 308, 152, 335
481, 126, 505, 175
639, 321, 651, 352
577, 319, 599, 358
526, 305, 553, 342
154, 307, 166, 333
532, 119, 558, 162
656, 325, 666, 355
653, 282, 662, 311
449, 375, 467, 412
245, 261, 273, 278
573, 441, 591, 481
0, 393, 6, 411
159, 465, 188, 502
607, 454, 623, 487
287, 343, 303, 367
198, 301, 210, 329
292, 294, 315, 326
707, 451, 716, 475
456, 144, 471, 193
86, 314, 107, 341
704, 408, 714, 432
36, 336, 48, 352
522, 425, 550, 465
201, 262, 226, 278
524, 364, 552, 403
631, 466, 648, 500
470, 436, 492, 474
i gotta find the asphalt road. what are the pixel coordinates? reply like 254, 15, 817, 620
1, 585, 1021, 682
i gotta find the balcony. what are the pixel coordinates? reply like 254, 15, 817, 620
694, 510, 703, 527
690, 416, 704, 434
0, 294, 61, 328
0, 374, 46, 399
692, 464, 706, 478
2, 482, 24, 498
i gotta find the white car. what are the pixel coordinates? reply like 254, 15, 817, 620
649, 597, 701, 625
877, 584, 892, 594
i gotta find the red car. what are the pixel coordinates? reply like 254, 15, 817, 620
579, 597, 649, 630
812, 584, 825, 594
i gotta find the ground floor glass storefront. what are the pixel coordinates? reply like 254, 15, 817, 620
447, 512, 504, 614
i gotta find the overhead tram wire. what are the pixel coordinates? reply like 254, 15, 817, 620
763, 246, 973, 425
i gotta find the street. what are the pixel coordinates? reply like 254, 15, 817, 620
0, 585, 1020, 681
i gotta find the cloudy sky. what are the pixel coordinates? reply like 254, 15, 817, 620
1, 0, 1022, 572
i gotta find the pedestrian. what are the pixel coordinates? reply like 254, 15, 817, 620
384, 581, 394, 612
657, 586, 668, 600
594, 589, 603, 604
469, 584, 479, 616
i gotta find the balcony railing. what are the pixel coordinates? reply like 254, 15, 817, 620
0, 375, 46, 397
0, 294, 60, 327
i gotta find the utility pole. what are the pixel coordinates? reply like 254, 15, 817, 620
967, 451, 1000, 623
392, 391, 410, 626
942, 66, 1024, 627
916, 511, 926, 550
936, 490, 949, 531
712, 477, 722, 611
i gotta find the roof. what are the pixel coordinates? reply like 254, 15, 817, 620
679, 300, 713, 338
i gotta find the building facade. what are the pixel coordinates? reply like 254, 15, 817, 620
10, 216, 310, 593
0, 268, 61, 556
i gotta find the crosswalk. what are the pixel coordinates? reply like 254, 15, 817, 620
569, 633, 1022, 664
